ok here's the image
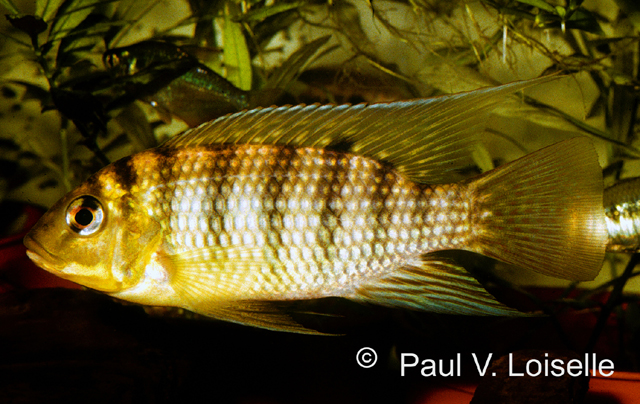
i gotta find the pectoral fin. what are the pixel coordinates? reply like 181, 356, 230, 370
165, 245, 270, 300
350, 254, 522, 316
164, 246, 329, 334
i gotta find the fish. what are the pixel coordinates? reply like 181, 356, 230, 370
604, 176, 640, 252
23, 78, 608, 334
104, 41, 251, 126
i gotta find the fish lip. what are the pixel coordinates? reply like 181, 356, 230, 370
23, 235, 65, 273
24, 234, 123, 293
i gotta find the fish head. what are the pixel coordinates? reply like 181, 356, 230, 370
23, 165, 163, 293
103, 48, 135, 76
103, 41, 193, 77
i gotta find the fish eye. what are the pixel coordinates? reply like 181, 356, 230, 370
65, 196, 105, 236
104, 54, 115, 67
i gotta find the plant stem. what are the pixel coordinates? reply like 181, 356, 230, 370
585, 253, 640, 353
59, 117, 71, 192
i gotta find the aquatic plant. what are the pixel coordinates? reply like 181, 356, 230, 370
1, 0, 640, 376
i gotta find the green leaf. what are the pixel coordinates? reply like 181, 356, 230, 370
56, 13, 107, 69
515, 0, 555, 13
250, 5, 299, 48
535, 12, 560, 26
523, 95, 640, 158
114, 102, 156, 151
223, 5, 252, 91
567, 8, 604, 35
569, 0, 584, 10
107, 0, 162, 47
330, 1, 374, 55
36, 0, 65, 21
6, 80, 51, 105
0, 0, 19, 14
48, 0, 102, 43
0, 30, 32, 48
238, 1, 307, 23
6, 15, 48, 46
263, 35, 331, 91
471, 143, 494, 173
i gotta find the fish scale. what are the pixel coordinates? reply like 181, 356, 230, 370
127, 144, 469, 300
23, 78, 608, 333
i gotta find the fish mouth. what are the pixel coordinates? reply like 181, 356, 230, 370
23, 235, 65, 273
24, 234, 122, 293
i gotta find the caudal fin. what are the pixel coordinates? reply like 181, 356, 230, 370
467, 137, 606, 281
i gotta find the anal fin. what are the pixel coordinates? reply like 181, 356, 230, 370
350, 254, 522, 316
200, 300, 334, 335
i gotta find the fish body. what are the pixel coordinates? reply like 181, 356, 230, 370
104, 41, 250, 126
604, 177, 640, 252
147, 65, 250, 126
24, 79, 608, 333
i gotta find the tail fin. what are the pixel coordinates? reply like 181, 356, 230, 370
467, 137, 606, 281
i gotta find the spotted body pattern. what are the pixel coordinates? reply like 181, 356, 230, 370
116, 145, 471, 300
24, 78, 608, 333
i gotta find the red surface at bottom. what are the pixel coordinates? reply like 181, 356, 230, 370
412, 372, 640, 403
0, 203, 81, 291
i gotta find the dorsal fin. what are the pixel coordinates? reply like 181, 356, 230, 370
162, 76, 558, 183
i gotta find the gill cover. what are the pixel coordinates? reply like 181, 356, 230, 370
25, 177, 163, 292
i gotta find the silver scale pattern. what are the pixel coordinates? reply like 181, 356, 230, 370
133, 144, 474, 299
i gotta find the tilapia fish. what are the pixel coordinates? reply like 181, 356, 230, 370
24, 78, 607, 333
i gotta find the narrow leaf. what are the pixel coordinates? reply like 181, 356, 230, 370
6, 15, 48, 45
263, 35, 331, 90
471, 142, 494, 173
515, 0, 555, 13
223, 6, 252, 91
7, 80, 51, 105
238, 1, 307, 23
114, 102, 156, 151
554, 5, 566, 18
523, 95, 640, 158
107, 0, 161, 47
49, 0, 101, 43
330, 1, 374, 55
0, 0, 19, 14
36, 0, 65, 21
567, 8, 604, 35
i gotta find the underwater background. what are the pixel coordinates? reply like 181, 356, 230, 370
1, 0, 640, 402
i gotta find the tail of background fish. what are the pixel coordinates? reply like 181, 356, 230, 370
468, 137, 607, 281
604, 177, 640, 252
